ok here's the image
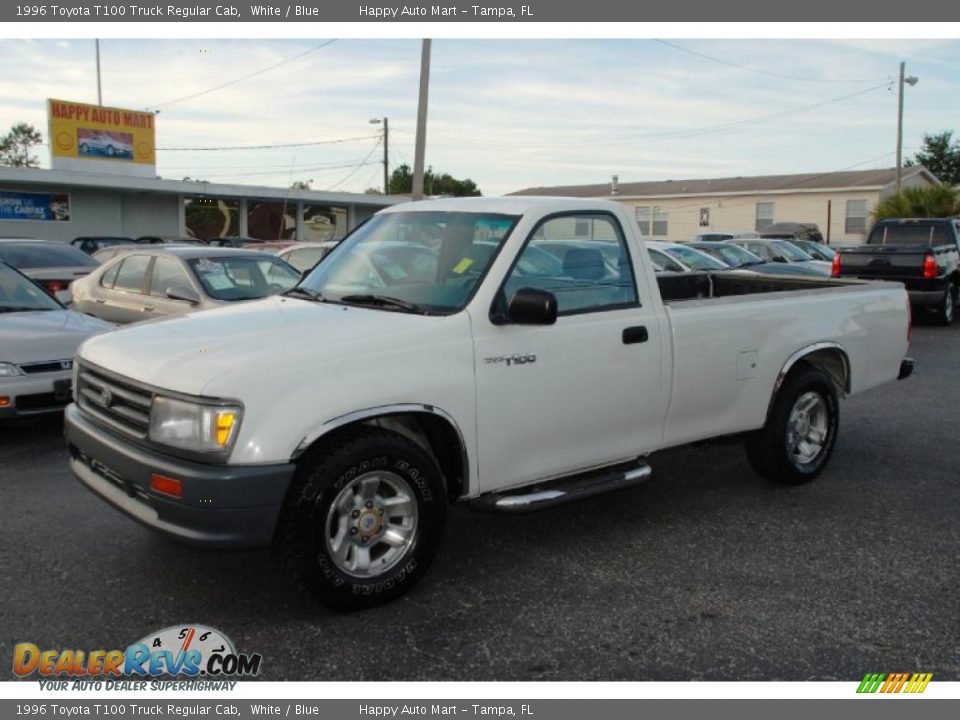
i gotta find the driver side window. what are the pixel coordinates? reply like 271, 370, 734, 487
505, 214, 638, 315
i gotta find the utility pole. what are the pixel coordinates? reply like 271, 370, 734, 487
895, 61, 919, 195
382, 117, 389, 195
95, 39, 102, 105
412, 39, 432, 201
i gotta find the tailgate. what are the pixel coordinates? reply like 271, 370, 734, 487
837, 246, 929, 279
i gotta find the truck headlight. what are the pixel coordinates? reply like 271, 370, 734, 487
0, 362, 23, 377
148, 396, 243, 453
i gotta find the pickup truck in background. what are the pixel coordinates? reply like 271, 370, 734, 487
64, 197, 914, 610
833, 217, 960, 325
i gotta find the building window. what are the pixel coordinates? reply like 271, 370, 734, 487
755, 202, 775, 231
184, 197, 240, 241
635, 206, 668, 237
845, 199, 868, 234
574, 218, 590, 237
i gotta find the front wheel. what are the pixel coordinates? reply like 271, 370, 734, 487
274, 427, 447, 611
744, 365, 839, 485
933, 281, 956, 326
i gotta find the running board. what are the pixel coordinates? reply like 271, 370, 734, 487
470, 462, 652, 514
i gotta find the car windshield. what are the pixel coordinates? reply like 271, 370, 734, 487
299, 211, 519, 313
795, 240, 835, 259
773, 240, 815, 261
664, 245, 730, 270
187, 255, 301, 301
698, 243, 763, 267
867, 224, 951, 246
0, 243, 99, 269
0, 263, 61, 312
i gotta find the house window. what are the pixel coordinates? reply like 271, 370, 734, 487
845, 199, 868, 234
635, 206, 668, 237
755, 202, 775, 231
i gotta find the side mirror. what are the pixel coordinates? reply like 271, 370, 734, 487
504, 287, 558, 325
166, 285, 201, 305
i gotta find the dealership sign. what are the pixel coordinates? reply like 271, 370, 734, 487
47, 98, 156, 177
0, 190, 70, 222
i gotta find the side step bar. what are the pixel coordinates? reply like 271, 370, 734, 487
470, 461, 652, 514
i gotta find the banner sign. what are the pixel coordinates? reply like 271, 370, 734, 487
48, 98, 156, 177
0, 190, 71, 222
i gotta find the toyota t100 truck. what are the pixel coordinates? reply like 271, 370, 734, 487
65, 197, 914, 610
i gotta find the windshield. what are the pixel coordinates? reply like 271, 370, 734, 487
0, 263, 62, 312
187, 255, 300, 301
0, 243, 99, 269
867, 224, 951, 246
299, 211, 519, 313
664, 245, 729, 270
773, 240, 815, 261
794, 240, 835, 259
697, 243, 763, 267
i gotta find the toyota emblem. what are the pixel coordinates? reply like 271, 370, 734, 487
100, 387, 113, 408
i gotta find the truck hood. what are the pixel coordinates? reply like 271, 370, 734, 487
78, 296, 443, 396
1, 309, 114, 365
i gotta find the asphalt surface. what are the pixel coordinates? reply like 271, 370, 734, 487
1, 321, 958, 682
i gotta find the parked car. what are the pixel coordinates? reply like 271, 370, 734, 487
645, 240, 734, 272
245, 241, 298, 254
0, 239, 100, 303
785, 238, 836, 262
833, 217, 960, 325
64, 196, 912, 610
276, 241, 340, 275
689, 241, 829, 278
694, 230, 760, 242
136, 235, 206, 245
72, 236, 136, 255
207, 236, 261, 248
0, 261, 113, 419
728, 238, 832, 275
71, 247, 301, 324
760, 222, 825, 244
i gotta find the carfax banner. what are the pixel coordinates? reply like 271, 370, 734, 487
0, 190, 70, 221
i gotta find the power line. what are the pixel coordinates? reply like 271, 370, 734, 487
326, 138, 382, 191
157, 134, 378, 151
654, 40, 891, 84
147, 39, 338, 111
172, 160, 382, 180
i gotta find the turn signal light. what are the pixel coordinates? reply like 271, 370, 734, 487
150, 473, 183, 499
922, 254, 937, 279
0, 396, 10, 407
45, 280, 65, 293
831, 254, 841, 278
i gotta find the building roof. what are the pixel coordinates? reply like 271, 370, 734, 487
0, 166, 402, 208
510, 167, 939, 199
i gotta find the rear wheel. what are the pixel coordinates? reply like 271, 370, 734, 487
274, 427, 446, 611
745, 365, 839, 485
933, 281, 956, 326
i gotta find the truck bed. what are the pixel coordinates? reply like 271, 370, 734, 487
656, 271, 863, 303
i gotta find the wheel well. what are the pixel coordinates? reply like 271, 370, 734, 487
786, 349, 850, 396
295, 412, 468, 502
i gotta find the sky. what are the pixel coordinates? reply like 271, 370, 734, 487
1, 38, 958, 195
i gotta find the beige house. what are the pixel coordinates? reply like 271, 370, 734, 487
511, 167, 940, 245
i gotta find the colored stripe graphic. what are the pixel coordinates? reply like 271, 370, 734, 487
857, 672, 932, 694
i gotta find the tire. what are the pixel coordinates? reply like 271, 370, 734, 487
274, 427, 447, 611
744, 365, 839, 485
933, 282, 956, 326
106, 145, 115, 156
79, 143, 88, 154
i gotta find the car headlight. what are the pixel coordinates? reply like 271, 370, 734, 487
148, 396, 242, 453
0, 362, 23, 377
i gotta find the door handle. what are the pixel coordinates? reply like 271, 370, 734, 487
95, 299, 106, 304
141, 306, 155, 313
622, 326, 648, 344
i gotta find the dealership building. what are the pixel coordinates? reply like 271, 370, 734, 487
0, 166, 401, 244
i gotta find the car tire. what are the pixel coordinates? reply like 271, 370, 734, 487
106, 145, 115, 156
79, 143, 88, 153
744, 364, 839, 485
933, 282, 956, 326
274, 426, 447, 611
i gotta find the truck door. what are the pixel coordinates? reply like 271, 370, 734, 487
470, 211, 666, 491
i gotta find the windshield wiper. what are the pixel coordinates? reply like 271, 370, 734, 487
282, 287, 326, 302
340, 294, 430, 315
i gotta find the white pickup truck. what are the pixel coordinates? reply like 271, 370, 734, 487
65, 197, 914, 610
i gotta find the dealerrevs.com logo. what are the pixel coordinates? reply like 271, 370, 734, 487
856, 673, 933, 694
13, 625, 262, 690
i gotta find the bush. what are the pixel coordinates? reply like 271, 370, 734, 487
872, 185, 960, 221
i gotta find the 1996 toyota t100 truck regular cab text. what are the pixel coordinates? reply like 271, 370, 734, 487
65, 197, 914, 609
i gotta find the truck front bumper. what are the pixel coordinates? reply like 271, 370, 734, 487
64, 403, 296, 549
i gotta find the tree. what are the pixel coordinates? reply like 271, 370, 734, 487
906, 131, 960, 185
872, 185, 960, 221
0, 123, 43, 168
290, 179, 313, 190
388, 163, 481, 197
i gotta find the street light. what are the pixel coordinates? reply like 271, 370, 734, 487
895, 61, 919, 195
369, 117, 389, 195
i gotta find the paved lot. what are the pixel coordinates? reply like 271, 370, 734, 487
2, 322, 958, 682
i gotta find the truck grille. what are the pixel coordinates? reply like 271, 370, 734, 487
76, 362, 153, 438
